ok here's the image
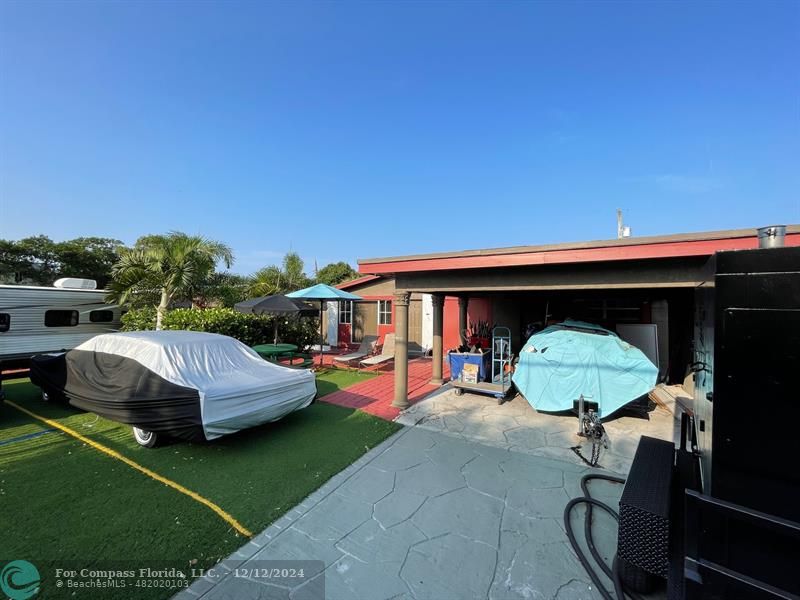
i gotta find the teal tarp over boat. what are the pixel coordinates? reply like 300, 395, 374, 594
511, 320, 658, 418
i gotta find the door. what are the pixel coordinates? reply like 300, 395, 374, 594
408, 298, 423, 345
353, 302, 378, 343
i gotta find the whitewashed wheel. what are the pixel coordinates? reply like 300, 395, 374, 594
132, 427, 159, 448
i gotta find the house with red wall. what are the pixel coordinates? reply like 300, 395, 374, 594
326, 276, 494, 354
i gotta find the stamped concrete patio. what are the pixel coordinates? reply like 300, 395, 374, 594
397, 386, 676, 475
179, 386, 675, 600
178, 354, 676, 600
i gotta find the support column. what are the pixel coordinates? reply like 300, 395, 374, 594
392, 290, 411, 409
458, 295, 469, 346
430, 294, 444, 385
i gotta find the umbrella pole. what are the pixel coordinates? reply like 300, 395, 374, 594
319, 300, 325, 366
274, 319, 279, 345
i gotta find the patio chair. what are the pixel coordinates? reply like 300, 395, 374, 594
359, 333, 395, 369
333, 335, 378, 366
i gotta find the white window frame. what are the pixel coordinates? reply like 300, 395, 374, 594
339, 301, 352, 325
378, 300, 392, 326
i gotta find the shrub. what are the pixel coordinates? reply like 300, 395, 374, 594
121, 306, 157, 330
121, 307, 320, 349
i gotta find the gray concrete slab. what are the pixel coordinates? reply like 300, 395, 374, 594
397, 387, 676, 475
180, 390, 673, 600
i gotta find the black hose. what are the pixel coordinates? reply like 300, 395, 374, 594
581, 474, 625, 582
563, 473, 645, 600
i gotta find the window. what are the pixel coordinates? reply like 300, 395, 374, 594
45, 310, 79, 327
378, 300, 392, 325
89, 310, 114, 323
0, 313, 9, 333
339, 301, 352, 324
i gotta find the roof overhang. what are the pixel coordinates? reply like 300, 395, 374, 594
359, 226, 800, 275
336, 274, 382, 290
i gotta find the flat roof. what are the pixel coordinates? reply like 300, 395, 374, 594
358, 225, 800, 274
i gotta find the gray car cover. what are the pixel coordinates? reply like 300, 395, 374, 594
30, 331, 317, 441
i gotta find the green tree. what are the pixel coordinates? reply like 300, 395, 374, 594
247, 251, 311, 297
108, 232, 233, 329
194, 272, 250, 308
0, 236, 124, 286
0, 235, 59, 284
54, 237, 124, 288
315, 261, 358, 286
0, 239, 30, 283
282, 252, 311, 290
248, 265, 284, 297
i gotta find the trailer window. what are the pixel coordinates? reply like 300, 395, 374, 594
45, 310, 79, 327
89, 310, 114, 323
0, 313, 9, 332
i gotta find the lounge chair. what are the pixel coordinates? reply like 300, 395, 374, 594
333, 335, 378, 366
359, 333, 395, 369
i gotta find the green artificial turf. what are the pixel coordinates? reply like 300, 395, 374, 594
313, 367, 377, 397
0, 371, 399, 599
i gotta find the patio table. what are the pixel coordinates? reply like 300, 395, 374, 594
252, 343, 299, 360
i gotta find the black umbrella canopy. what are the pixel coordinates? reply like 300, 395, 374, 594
234, 295, 318, 345
234, 295, 317, 316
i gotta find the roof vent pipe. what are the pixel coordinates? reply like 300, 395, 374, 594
757, 225, 786, 249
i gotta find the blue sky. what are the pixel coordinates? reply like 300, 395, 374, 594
1, 1, 798, 275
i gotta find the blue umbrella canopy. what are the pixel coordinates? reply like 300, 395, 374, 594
287, 284, 362, 364
286, 283, 361, 301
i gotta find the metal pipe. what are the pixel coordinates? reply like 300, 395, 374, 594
757, 225, 786, 249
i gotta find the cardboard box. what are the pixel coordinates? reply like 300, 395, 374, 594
461, 363, 479, 384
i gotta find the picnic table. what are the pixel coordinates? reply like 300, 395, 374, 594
252, 343, 299, 360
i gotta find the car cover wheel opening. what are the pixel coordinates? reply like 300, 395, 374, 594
132, 427, 159, 448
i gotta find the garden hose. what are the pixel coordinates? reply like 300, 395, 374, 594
563, 473, 646, 600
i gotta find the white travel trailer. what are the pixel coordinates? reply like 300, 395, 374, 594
0, 278, 123, 366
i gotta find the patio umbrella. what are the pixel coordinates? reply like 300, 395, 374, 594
234, 295, 317, 344
287, 284, 362, 365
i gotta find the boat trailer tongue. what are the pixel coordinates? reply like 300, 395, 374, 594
571, 394, 609, 468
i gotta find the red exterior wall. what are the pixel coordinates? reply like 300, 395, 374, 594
443, 297, 460, 351
467, 297, 493, 330
441, 296, 494, 351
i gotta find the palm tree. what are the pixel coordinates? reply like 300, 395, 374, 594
108, 232, 233, 330
247, 265, 284, 297
247, 252, 311, 297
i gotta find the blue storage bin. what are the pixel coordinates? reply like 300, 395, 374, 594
448, 351, 492, 382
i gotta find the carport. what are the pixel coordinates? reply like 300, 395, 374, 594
357, 226, 800, 407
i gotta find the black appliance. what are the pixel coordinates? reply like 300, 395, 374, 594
682, 245, 800, 599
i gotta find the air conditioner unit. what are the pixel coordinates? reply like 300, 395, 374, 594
53, 278, 97, 290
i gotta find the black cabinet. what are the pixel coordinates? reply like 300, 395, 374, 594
684, 246, 800, 599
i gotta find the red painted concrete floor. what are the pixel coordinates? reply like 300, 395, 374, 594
315, 357, 450, 421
